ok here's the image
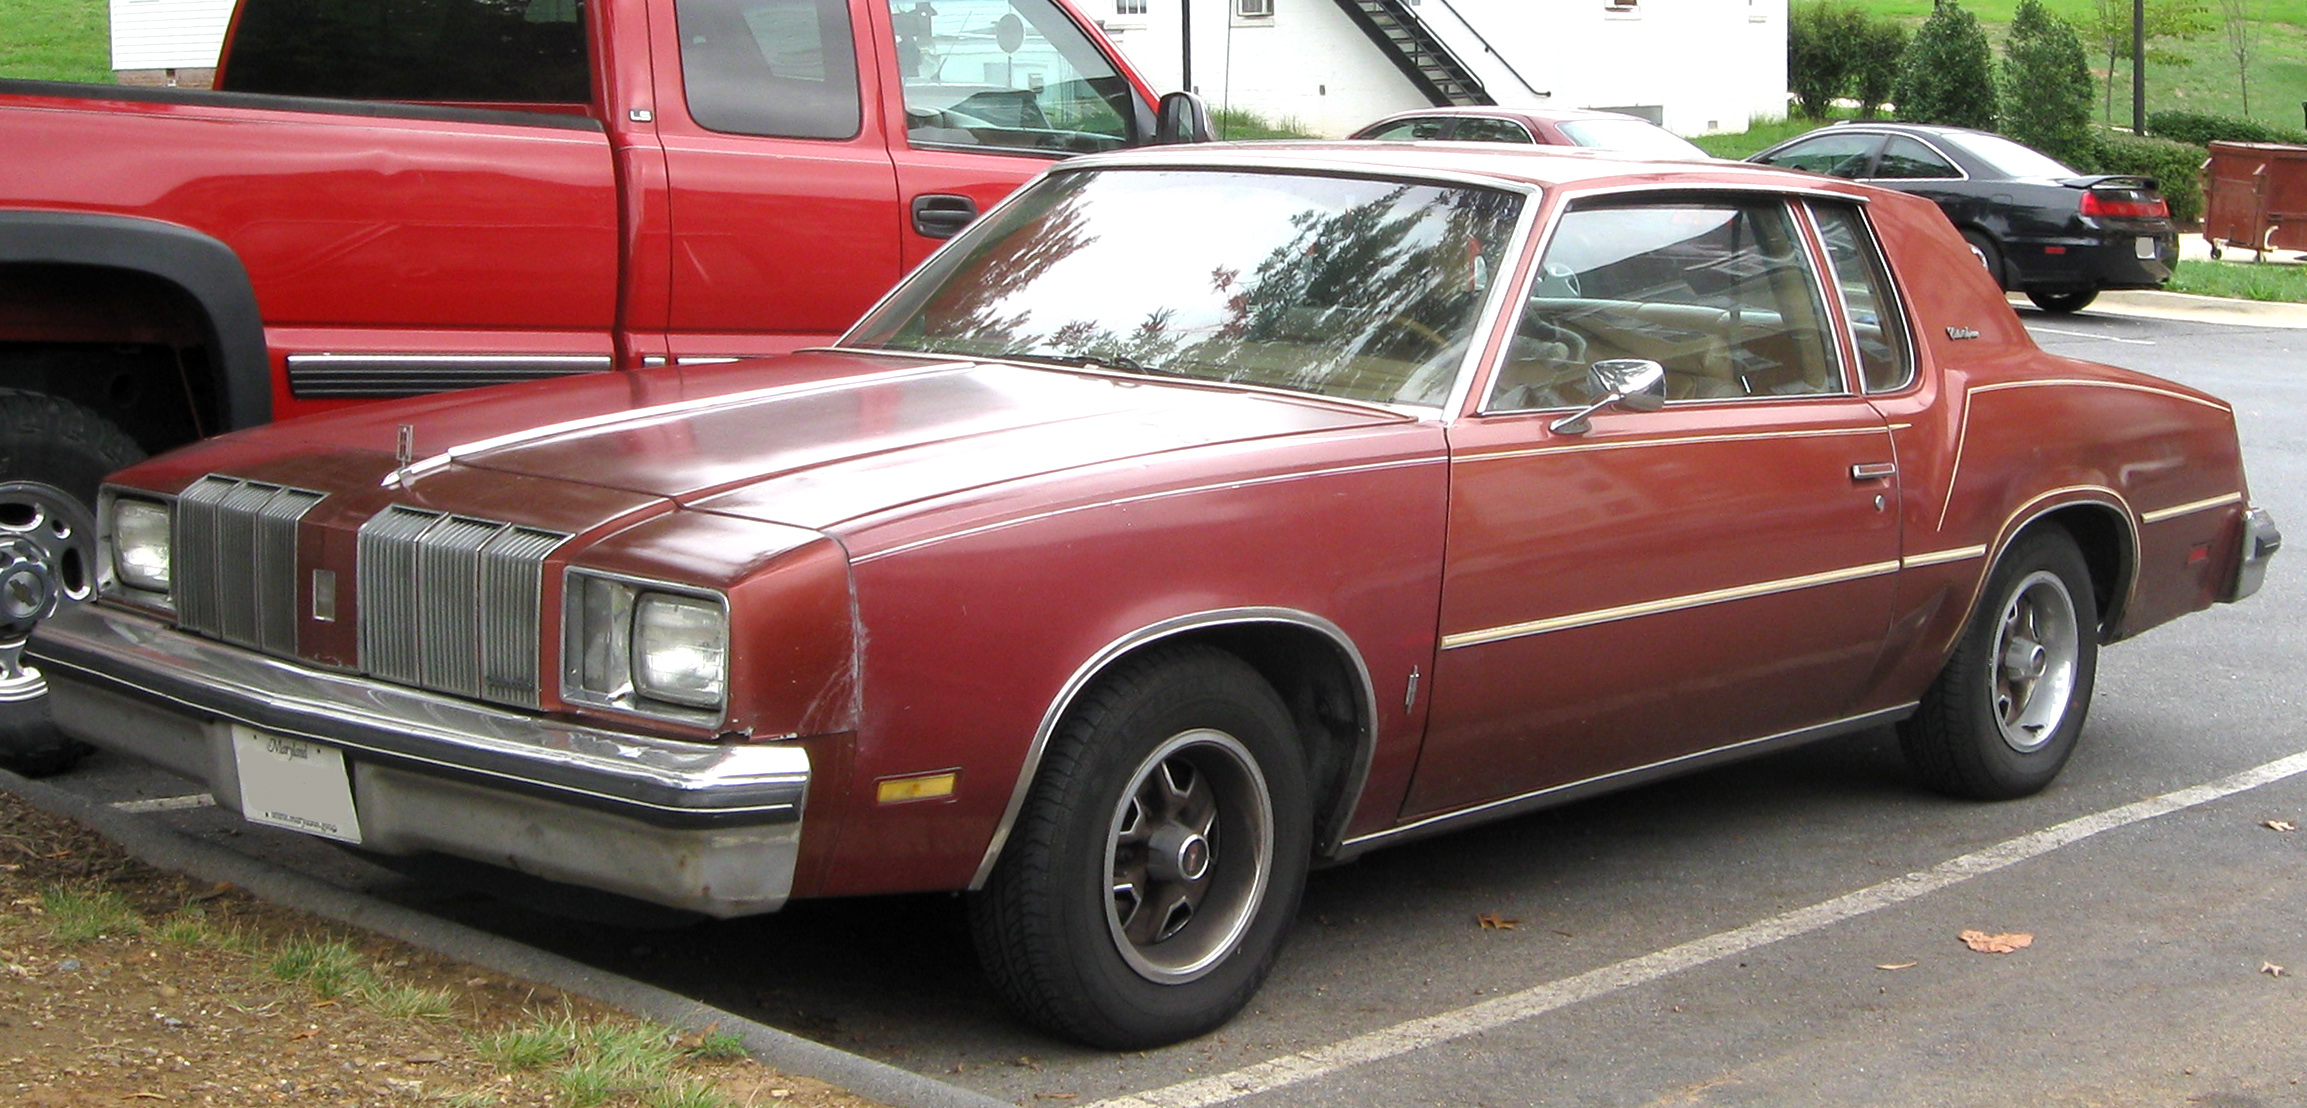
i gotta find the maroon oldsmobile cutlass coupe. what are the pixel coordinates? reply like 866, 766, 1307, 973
11, 143, 2277, 1048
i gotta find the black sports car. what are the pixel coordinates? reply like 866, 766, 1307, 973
1749, 122, 2178, 313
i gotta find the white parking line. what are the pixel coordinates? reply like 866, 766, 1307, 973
1091, 749, 2307, 1108
109, 793, 216, 813
2027, 325, 2156, 346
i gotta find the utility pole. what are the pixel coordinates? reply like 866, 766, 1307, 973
1181, 0, 1194, 93
2132, 0, 2146, 133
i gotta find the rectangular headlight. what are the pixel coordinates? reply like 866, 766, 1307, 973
563, 569, 728, 722
110, 497, 172, 594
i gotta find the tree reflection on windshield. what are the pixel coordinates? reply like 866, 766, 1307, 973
847, 169, 1526, 407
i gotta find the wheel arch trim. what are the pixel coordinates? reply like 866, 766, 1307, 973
967, 607, 1379, 890
1949, 487, 2139, 658
0, 211, 271, 431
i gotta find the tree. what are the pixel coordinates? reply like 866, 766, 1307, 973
1851, 15, 1910, 118
1894, 0, 1998, 130
2086, 0, 2214, 126
1789, 2, 1864, 120
2217, 0, 2260, 116
2001, 0, 2095, 164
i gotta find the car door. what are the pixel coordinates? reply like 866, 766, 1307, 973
652, 0, 904, 361
873, 0, 1148, 270
1406, 194, 1901, 818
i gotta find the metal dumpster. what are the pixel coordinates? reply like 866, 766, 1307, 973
2203, 140, 2307, 259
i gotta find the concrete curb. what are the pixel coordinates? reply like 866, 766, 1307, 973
0, 768, 1013, 1108
2082, 289, 2307, 329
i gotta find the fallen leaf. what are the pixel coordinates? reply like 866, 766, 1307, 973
122, 1094, 167, 1102
2265, 820, 2297, 832
190, 883, 233, 903
2262, 962, 2287, 978
288, 1027, 319, 1041
404, 1052, 443, 1064
1959, 930, 2034, 954
1876, 962, 1918, 971
1477, 913, 1520, 930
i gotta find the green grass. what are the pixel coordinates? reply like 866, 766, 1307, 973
477, 1011, 581, 1070
2168, 257, 2307, 300
267, 936, 374, 999
1691, 110, 1871, 159
40, 885, 144, 943
1210, 106, 1318, 141
0, 0, 109, 82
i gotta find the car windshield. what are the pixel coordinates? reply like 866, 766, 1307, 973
846, 168, 1527, 408
1943, 131, 2075, 179
1557, 118, 1707, 159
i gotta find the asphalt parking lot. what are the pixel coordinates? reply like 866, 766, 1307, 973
28, 305, 2307, 1107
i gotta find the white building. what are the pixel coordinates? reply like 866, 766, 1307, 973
1092, 0, 1787, 139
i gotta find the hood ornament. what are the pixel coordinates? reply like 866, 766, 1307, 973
394, 425, 415, 489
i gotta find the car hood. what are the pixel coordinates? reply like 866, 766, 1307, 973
266, 351, 1412, 533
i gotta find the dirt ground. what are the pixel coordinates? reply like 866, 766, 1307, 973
0, 789, 885, 1108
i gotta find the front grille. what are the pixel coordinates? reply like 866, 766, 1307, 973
357, 506, 568, 709
173, 476, 327, 654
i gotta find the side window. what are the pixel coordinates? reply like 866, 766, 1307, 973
889, 0, 1136, 155
1490, 198, 1840, 411
221, 0, 590, 104
1753, 133, 1879, 179
676, 0, 862, 139
1451, 118, 1535, 144
1364, 118, 1448, 140
1874, 136, 1960, 180
1810, 203, 1915, 393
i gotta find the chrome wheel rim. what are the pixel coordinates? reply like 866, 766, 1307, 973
1104, 729, 1273, 985
0, 482, 98, 608
1992, 569, 2079, 754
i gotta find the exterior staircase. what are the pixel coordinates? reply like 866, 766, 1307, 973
1331, 0, 1491, 106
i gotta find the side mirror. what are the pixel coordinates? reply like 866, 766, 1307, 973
1550, 358, 1666, 435
1154, 91, 1214, 145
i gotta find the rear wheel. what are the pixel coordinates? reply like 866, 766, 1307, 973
1899, 530, 2098, 800
969, 645, 1310, 1049
2026, 289, 2099, 314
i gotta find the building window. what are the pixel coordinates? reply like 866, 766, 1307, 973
1116, 0, 1146, 12
1235, 0, 1272, 17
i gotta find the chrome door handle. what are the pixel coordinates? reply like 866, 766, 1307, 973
1851, 462, 1898, 481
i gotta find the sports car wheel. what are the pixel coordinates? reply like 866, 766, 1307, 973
969, 645, 1310, 1049
2026, 288, 2098, 314
1899, 529, 2098, 800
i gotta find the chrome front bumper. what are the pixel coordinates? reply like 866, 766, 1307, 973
2230, 506, 2282, 603
29, 603, 809, 918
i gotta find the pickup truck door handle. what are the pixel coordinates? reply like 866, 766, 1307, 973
1851, 462, 1898, 481
911, 194, 979, 240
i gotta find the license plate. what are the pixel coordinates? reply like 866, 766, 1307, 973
2136, 236, 2158, 260
230, 726, 362, 844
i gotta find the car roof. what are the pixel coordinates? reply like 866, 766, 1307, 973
1062, 140, 1847, 195
1363, 105, 1657, 125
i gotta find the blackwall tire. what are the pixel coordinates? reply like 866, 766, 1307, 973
969, 644, 1311, 1049
2026, 289, 2099, 314
1899, 529, 2099, 800
1962, 231, 2006, 290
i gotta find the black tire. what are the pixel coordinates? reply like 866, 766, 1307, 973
0, 391, 142, 777
969, 644, 1311, 1049
1961, 230, 2006, 290
1899, 529, 2099, 800
2026, 289, 2099, 314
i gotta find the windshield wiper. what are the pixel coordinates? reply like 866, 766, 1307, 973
992, 351, 1184, 377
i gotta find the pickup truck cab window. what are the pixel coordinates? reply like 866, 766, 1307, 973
220, 0, 590, 104
888, 0, 1135, 154
676, 0, 862, 139
1491, 198, 1839, 411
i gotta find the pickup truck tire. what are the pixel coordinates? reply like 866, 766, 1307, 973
1899, 529, 2099, 800
969, 644, 1311, 1049
0, 391, 143, 775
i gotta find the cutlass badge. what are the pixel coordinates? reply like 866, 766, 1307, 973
1945, 326, 1981, 340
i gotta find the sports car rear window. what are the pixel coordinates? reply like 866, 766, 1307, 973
847, 168, 1528, 408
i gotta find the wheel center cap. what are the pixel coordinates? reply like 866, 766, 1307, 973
1147, 825, 1212, 883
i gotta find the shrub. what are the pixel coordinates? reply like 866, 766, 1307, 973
2084, 132, 2206, 224
1789, 2, 1862, 120
1895, 0, 1998, 130
2146, 109, 2307, 148
2001, 0, 2095, 166
1851, 16, 1909, 118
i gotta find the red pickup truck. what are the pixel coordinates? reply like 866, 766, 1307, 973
0, 0, 1192, 568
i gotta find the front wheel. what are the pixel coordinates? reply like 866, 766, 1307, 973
969, 645, 1310, 1049
1899, 529, 2099, 800
2026, 288, 2099, 314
